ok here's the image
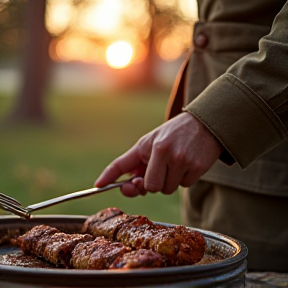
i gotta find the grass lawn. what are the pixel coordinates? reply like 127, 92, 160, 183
0, 89, 181, 224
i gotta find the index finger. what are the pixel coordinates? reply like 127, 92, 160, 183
94, 145, 142, 187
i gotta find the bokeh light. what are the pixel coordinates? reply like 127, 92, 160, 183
106, 41, 134, 69
46, 0, 75, 35
79, 0, 123, 36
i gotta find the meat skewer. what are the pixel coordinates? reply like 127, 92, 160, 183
17, 225, 93, 268
82, 208, 206, 266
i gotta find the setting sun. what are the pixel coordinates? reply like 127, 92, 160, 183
106, 41, 134, 69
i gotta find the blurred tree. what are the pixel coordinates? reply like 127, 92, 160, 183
140, 0, 192, 88
8, 0, 51, 123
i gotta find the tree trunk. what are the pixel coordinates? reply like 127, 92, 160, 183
9, 0, 51, 123
139, 1, 159, 89
141, 27, 158, 88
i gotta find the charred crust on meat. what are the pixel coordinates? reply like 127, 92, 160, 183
81, 207, 124, 234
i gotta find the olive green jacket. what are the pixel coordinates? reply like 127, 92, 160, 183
166, 0, 288, 196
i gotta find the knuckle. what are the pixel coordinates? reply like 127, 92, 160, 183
137, 135, 146, 147
193, 160, 204, 177
172, 151, 187, 163
153, 140, 170, 154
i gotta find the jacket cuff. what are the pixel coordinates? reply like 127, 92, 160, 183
184, 73, 287, 168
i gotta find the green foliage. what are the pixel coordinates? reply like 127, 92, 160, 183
0, 90, 181, 224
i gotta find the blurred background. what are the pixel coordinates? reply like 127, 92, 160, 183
0, 0, 197, 224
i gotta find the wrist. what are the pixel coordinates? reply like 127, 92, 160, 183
182, 111, 224, 157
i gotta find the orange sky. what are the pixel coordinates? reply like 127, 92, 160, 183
46, 0, 198, 68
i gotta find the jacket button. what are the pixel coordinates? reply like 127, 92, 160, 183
194, 34, 209, 48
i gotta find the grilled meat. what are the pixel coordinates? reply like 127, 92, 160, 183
17, 225, 59, 254
17, 225, 93, 267
82, 207, 136, 241
42, 232, 93, 267
71, 237, 131, 269
110, 249, 164, 269
82, 208, 206, 266
115, 215, 161, 249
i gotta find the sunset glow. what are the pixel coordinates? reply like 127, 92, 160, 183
46, 0, 198, 65
46, 0, 74, 34
79, 0, 123, 36
106, 41, 134, 69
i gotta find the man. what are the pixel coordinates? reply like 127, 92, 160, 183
95, 0, 288, 271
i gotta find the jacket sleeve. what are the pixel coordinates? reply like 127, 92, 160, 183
184, 2, 288, 168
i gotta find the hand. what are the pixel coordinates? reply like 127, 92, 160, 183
94, 112, 223, 197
